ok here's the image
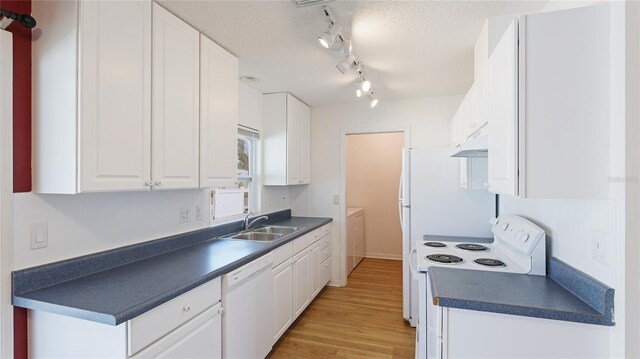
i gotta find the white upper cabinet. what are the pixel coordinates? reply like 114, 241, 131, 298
152, 3, 200, 190
488, 5, 610, 199
263, 93, 311, 186
200, 34, 238, 188
33, 0, 153, 193
487, 20, 518, 196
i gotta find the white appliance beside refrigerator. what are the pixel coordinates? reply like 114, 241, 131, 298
400, 148, 495, 327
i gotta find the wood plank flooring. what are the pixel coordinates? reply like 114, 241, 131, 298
267, 258, 416, 359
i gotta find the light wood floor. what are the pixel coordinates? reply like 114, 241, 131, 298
267, 258, 416, 359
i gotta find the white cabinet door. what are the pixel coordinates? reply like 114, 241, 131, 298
487, 20, 518, 196
298, 104, 311, 184
310, 241, 322, 298
78, 0, 151, 192
152, 3, 200, 190
132, 304, 222, 359
200, 34, 238, 188
475, 71, 488, 131
292, 249, 310, 319
286, 94, 301, 185
272, 259, 293, 343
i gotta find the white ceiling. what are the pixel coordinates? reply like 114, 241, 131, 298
158, 0, 547, 107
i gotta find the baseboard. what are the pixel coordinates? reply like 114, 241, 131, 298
364, 252, 403, 261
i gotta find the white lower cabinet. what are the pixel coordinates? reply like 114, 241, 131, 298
292, 247, 312, 319
28, 278, 222, 359
272, 258, 294, 342
271, 224, 333, 346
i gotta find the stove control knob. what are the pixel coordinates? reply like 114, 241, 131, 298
518, 232, 530, 243
489, 218, 499, 225
501, 223, 509, 231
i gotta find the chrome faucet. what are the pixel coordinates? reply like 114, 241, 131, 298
243, 213, 269, 231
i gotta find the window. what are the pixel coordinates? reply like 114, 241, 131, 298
210, 126, 259, 223
237, 128, 258, 214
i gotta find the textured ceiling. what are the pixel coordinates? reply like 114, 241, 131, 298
158, 0, 547, 107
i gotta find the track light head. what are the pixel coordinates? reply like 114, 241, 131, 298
361, 79, 371, 92
336, 54, 356, 74
370, 98, 378, 108
356, 88, 362, 98
318, 23, 341, 49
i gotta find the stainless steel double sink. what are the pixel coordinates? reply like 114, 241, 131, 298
222, 226, 299, 242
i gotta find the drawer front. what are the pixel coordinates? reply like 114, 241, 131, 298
272, 242, 293, 268
131, 303, 222, 359
319, 232, 331, 249
320, 245, 331, 263
293, 231, 318, 254
128, 277, 221, 356
321, 223, 331, 237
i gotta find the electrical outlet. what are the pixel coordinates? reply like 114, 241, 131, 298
195, 205, 202, 221
30, 222, 48, 250
333, 195, 340, 205
180, 208, 191, 223
592, 230, 608, 265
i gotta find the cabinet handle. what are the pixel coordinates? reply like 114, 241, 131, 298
183, 305, 191, 313
155, 181, 162, 187
145, 181, 153, 189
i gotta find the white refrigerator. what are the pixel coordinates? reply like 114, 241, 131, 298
400, 148, 495, 327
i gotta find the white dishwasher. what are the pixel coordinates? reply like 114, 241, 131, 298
222, 253, 274, 359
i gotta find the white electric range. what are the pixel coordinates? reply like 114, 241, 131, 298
415, 214, 547, 359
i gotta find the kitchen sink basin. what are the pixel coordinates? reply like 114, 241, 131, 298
253, 226, 299, 235
227, 232, 284, 241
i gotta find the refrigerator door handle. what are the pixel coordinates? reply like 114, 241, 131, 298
409, 248, 418, 280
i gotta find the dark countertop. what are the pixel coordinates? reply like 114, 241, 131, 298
12, 214, 332, 325
428, 258, 615, 326
423, 234, 493, 244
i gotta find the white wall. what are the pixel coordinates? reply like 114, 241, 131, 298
13, 190, 210, 270
303, 96, 461, 284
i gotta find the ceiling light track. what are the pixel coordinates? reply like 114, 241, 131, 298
316, 6, 379, 108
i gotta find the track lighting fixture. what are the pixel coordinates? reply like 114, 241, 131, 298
317, 6, 380, 108
336, 54, 357, 75
318, 23, 341, 49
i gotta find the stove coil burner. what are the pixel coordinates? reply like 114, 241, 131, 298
456, 243, 488, 251
424, 242, 446, 248
474, 258, 506, 267
426, 254, 463, 264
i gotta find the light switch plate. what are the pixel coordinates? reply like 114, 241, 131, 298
195, 205, 202, 221
333, 195, 340, 205
30, 222, 48, 250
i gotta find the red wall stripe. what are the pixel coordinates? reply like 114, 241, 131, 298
2, 0, 32, 357
2, 0, 32, 193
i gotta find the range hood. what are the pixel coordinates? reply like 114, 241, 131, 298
451, 134, 488, 158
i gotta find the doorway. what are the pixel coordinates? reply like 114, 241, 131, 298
344, 132, 405, 277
